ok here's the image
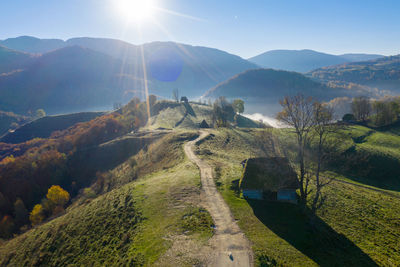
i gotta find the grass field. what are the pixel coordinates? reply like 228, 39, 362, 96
197, 127, 400, 266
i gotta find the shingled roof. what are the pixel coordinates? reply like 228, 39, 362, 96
239, 157, 298, 192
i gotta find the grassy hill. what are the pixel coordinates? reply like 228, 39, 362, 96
0, 112, 105, 144
0, 131, 215, 266
148, 101, 262, 130
196, 127, 400, 266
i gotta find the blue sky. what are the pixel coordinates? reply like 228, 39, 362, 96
1, 0, 399, 58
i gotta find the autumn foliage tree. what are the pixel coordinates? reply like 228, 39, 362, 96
29, 204, 45, 226
47, 185, 70, 208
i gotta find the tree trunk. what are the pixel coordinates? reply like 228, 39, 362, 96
311, 134, 323, 214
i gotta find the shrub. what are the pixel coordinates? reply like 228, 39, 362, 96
342, 113, 356, 122
30, 204, 45, 226
0, 215, 15, 238
83, 188, 97, 199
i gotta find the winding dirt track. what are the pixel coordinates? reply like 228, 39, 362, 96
184, 131, 253, 267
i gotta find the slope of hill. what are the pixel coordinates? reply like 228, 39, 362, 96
203, 69, 357, 115
0, 46, 133, 114
197, 127, 400, 266
0, 111, 30, 137
310, 55, 400, 94
0, 112, 105, 144
0, 46, 34, 74
248, 49, 383, 73
339, 53, 383, 62
248, 50, 348, 73
0, 131, 215, 266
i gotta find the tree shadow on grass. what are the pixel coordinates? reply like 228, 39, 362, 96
247, 199, 379, 266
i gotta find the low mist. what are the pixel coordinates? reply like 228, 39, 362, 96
243, 113, 282, 128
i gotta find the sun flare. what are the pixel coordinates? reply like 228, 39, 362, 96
116, 0, 156, 22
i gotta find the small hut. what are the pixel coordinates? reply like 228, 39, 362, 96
239, 157, 298, 203
199, 120, 210, 128
180, 96, 188, 103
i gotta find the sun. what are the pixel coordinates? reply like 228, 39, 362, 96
116, 0, 156, 23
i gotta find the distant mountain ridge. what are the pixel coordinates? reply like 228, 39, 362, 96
248, 49, 383, 73
0, 37, 258, 114
0, 45, 35, 74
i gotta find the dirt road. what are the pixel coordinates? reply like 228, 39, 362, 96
184, 131, 253, 267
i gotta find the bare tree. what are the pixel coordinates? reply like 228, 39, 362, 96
311, 102, 338, 213
351, 96, 371, 121
276, 94, 315, 205
172, 89, 179, 102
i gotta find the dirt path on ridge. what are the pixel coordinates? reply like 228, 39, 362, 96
184, 131, 253, 267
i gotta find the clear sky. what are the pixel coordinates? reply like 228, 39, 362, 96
1, 0, 399, 58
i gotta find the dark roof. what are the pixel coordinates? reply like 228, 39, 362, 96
199, 119, 210, 128
239, 157, 298, 191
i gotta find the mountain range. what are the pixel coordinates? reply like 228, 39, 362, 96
0, 37, 258, 114
248, 49, 383, 73
0, 36, 397, 116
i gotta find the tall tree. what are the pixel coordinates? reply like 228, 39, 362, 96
373, 100, 397, 126
233, 99, 245, 114
276, 94, 315, 205
311, 102, 337, 213
351, 96, 371, 121
212, 96, 235, 127
14, 198, 29, 226
35, 109, 46, 119
172, 89, 179, 102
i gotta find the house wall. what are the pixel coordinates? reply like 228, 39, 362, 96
242, 189, 263, 200
277, 189, 297, 203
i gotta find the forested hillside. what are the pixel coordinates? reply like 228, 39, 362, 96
310, 55, 400, 94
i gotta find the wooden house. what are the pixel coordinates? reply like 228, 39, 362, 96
239, 157, 298, 203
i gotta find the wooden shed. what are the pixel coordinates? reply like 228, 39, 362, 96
199, 120, 210, 128
239, 157, 299, 203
